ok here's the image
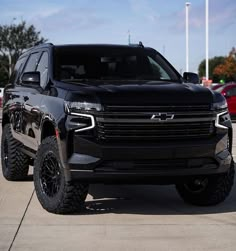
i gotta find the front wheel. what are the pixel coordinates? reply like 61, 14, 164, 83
176, 162, 235, 206
34, 136, 89, 214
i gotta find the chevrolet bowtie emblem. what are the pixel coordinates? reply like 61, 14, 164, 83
151, 113, 175, 121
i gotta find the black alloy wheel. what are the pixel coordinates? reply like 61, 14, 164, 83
40, 152, 62, 198
183, 178, 209, 194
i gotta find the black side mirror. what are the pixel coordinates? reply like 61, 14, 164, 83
223, 92, 231, 99
21, 72, 40, 86
224, 94, 230, 99
183, 72, 200, 84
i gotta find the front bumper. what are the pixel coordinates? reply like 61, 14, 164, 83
63, 133, 232, 183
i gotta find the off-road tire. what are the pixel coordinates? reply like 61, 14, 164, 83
34, 136, 89, 214
176, 161, 235, 206
1, 124, 29, 180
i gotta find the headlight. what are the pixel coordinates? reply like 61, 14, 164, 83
212, 100, 228, 111
65, 101, 102, 113
65, 101, 97, 132
215, 111, 229, 129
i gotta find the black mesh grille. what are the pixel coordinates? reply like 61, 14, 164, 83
96, 105, 215, 141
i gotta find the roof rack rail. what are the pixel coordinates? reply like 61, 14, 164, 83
129, 41, 144, 48
138, 41, 144, 48
23, 42, 54, 54
35, 42, 54, 47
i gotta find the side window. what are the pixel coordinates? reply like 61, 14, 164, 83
23, 52, 41, 73
36, 52, 49, 88
227, 87, 236, 97
9, 56, 27, 84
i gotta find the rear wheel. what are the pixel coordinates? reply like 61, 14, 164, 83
176, 161, 235, 206
34, 136, 89, 214
1, 124, 29, 180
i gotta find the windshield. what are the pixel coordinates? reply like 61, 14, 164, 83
215, 85, 226, 93
54, 46, 181, 83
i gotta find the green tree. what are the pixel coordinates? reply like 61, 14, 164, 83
229, 47, 236, 58
0, 20, 47, 85
0, 55, 9, 87
213, 56, 236, 82
198, 56, 225, 82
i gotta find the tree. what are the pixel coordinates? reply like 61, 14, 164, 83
213, 56, 236, 82
198, 56, 225, 82
0, 55, 8, 87
229, 47, 236, 59
0, 20, 47, 82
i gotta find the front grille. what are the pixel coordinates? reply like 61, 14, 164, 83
96, 105, 215, 141
97, 121, 214, 140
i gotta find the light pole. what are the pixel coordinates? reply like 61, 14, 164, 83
205, 0, 209, 80
185, 2, 191, 72
128, 30, 131, 45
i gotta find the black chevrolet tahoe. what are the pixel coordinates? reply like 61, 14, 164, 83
1, 43, 234, 214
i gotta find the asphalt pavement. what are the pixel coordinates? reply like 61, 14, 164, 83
0, 120, 236, 251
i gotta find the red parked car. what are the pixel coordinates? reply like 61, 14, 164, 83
215, 83, 236, 119
211, 84, 224, 91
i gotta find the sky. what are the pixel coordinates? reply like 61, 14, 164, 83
0, 0, 235, 74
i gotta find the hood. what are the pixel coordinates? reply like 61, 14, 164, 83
64, 80, 215, 106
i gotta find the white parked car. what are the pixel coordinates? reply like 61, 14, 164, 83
0, 88, 4, 107
0, 88, 4, 98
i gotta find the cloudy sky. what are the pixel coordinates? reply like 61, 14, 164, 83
0, 0, 235, 74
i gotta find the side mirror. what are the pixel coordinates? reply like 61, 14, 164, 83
183, 72, 200, 84
222, 92, 231, 99
21, 72, 40, 86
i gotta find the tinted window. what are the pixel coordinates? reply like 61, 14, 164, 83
54, 47, 180, 84
215, 85, 226, 93
227, 87, 236, 96
9, 56, 27, 84
23, 52, 41, 73
36, 52, 49, 88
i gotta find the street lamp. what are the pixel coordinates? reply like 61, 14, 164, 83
185, 2, 191, 72
128, 30, 131, 45
205, 0, 209, 80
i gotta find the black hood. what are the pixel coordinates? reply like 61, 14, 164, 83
63, 80, 215, 106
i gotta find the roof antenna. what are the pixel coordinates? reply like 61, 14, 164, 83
139, 41, 144, 48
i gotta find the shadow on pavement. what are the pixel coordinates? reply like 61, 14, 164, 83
83, 180, 236, 215
24, 174, 33, 182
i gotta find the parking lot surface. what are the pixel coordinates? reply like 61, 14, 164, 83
0, 122, 236, 251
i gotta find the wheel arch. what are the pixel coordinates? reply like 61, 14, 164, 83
41, 119, 57, 143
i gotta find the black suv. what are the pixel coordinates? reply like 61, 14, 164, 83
1, 43, 234, 214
